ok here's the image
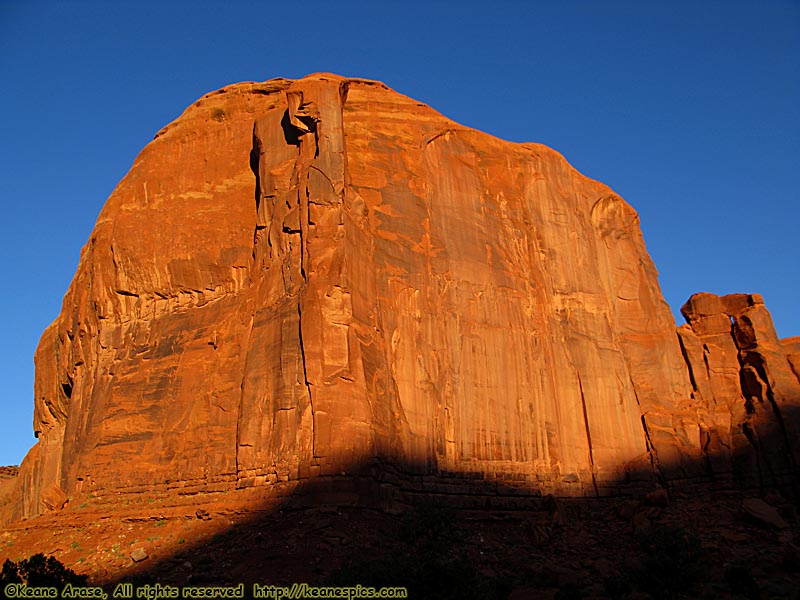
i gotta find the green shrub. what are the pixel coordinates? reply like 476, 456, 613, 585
633, 526, 704, 599
0, 553, 88, 588
724, 565, 760, 600
327, 501, 509, 600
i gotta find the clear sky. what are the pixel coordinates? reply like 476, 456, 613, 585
0, 1, 798, 466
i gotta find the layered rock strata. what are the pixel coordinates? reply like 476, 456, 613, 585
8, 74, 799, 521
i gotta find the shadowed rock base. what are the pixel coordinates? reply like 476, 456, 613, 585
1, 457, 799, 598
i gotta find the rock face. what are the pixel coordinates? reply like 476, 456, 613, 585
678, 293, 800, 486
8, 74, 800, 521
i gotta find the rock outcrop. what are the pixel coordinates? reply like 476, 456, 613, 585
7, 74, 799, 522
678, 293, 800, 487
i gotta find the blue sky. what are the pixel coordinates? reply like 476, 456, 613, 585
0, 1, 797, 466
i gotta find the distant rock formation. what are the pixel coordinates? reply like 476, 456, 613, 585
6, 74, 799, 522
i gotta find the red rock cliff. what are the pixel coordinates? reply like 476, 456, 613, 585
9, 74, 799, 520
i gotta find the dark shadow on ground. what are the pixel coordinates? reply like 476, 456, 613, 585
91, 450, 800, 600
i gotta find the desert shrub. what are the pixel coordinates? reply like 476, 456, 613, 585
115, 571, 159, 585
327, 501, 509, 600
603, 574, 632, 599
0, 553, 88, 588
724, 565, 760, 600
397, 499, 463, 551
554, 583, 583, 599
632, 526, 704, 599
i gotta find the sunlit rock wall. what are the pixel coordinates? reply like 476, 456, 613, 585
9, 74, 799, 521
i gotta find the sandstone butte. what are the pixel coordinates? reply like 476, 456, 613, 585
3, 73, 799, 526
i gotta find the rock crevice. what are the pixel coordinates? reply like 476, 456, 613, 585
677, 292, 800, 488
